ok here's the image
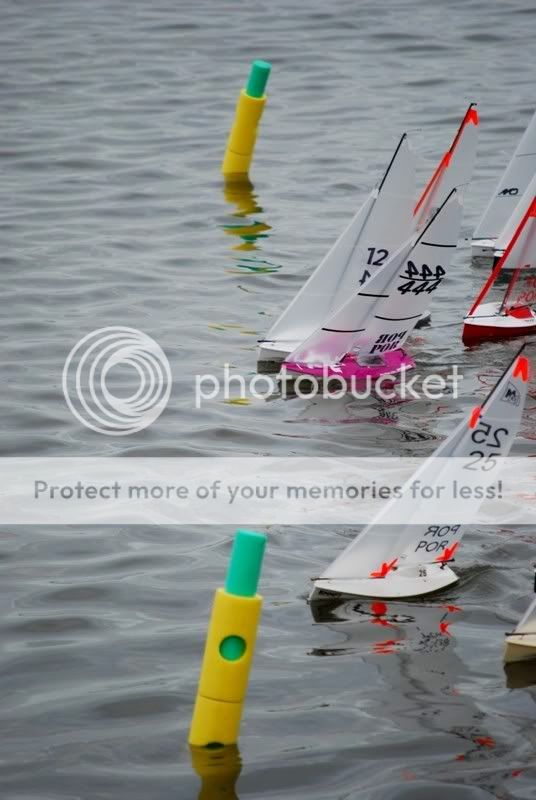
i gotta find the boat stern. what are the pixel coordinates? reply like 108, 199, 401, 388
309, 563, 459, 601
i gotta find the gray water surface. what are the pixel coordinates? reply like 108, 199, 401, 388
1, 1, 536, 798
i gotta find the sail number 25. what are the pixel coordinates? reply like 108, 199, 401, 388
397, 261, 445, 295
464, 422, 509, 471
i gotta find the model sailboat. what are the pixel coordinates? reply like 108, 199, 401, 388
463, 197, 536, 344
472, 109, 536, 263
257, 134, 417, 364
310, 348, 529, 601
505, 589, 536, 664
414, 103, 479, 230
259, 107, 478, 367
282, 189, 462, 381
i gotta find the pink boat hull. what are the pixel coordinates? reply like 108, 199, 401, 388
283, 348, 415, 381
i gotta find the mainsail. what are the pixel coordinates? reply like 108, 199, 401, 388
259, 135, 416, 356
414, 104, 479, 229
284, 190, 461, 368
474, 109, 536, 242
311, 347, 529, 599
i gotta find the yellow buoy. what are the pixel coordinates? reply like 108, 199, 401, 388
188, 529, 267, 747
222, 61, 271, 178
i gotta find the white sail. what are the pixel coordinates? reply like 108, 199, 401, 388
352, 192, 462, 360
496, 173, 536, 255
260, 135, 416, 355
414, 104, 479, 229
505, 594, 536, 663
474, 110, 536, 241
311, 348, 529, 599
466, 197, 536, 319
285, 190, 461, 367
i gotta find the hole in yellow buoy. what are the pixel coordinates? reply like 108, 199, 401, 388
219, 635, 246, 660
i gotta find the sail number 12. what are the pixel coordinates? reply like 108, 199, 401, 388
366, 247, 389, 266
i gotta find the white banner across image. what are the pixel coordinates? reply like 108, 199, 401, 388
0, 457, 534, 526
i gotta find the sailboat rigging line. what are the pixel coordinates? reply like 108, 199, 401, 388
415, 186, 458, 240
377, 133, 407, 193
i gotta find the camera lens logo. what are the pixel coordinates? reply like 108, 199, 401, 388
63, 327, 172, 435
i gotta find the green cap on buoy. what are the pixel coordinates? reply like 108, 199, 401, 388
225, 529, 267, 597
245, 60, 271, 99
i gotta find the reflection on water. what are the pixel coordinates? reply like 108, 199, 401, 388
222, 178, 280, 272
504, 659, 536, 689
284, 394, 401, 425
308, 598, 524, 789
190, 744, 242, 800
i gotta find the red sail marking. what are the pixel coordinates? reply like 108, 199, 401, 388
439, 621, 452, 636
435, 542, 459, 563
448, 103, 479, 154
513, 355, 530, 382
468, 196, 536, 316
442, 604, 462, 612
414, 152, 450, 216
468, 406, 481, 429
369, 558, 398, 578
414, 103, 478, 216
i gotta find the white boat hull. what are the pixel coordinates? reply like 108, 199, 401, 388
257, 339, 295, 365
504, 634, 536, 664
471, 238, 506, 266
310, 563, 459, 601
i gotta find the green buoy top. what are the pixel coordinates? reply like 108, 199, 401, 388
225, 529, 267, 597
245, 60, 271, 99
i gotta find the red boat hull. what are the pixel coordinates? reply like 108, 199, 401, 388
463, 320, 536, 345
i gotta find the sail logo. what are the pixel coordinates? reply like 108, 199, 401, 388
498, 187, 519, 196
501, 381, 521, 406
63, 327, 172, 436
370, 330, 407, 354
413, 525, 461, 556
